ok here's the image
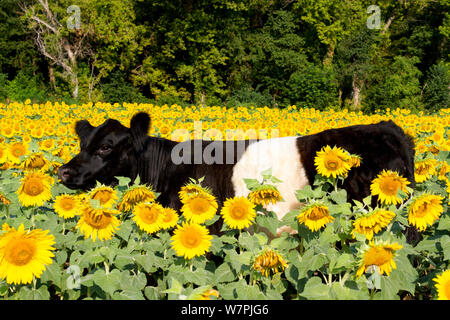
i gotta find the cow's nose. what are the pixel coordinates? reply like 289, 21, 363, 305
58, 167, 75, 183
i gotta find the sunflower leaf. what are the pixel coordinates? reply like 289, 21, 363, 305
299, 277, 331, 300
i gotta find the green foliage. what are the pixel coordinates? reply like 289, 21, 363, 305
225, 85, 273, 108
423, 62, 450, 111
102, 71, 148, 104
0, 0, 447, 109
364, 56, 423, 112
6, 70, 48, 102
286, 63, 339, 109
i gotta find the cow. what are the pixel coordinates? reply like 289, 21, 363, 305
58, 112, 416, 238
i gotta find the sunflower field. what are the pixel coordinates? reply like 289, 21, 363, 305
0, 101, 449, 300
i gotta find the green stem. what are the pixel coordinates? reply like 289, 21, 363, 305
104, 261, 109, 275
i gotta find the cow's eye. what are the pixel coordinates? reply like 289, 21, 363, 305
98, 145, 112, 154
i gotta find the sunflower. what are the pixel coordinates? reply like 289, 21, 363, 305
297, 203, 334, 232
132, 202, 164, 234
248, 185, 283, 206
170, 222, 213, 259
314, 145, 352, 178
349, 154, 362, 168
196, 288, 220, 300
370, 169, 410, 205
220, 196, 256, 230
117, 184, 156, 212
76, 204, 121, 242
407, 194, 444, 232
53, 194, 80, 219
0, 144, 7, 163
433, 269, 450, 300
1, 125, 14, 138
437, 161, 450, 181
252, 248, 288, 277
20, 152, 51, 172
178, 182, 212, 203
8, 141, 28, 164
17, 171, 54, 207
88, 185, 118, 209
39, 138, 55, 151
0, 223, 55, 285
160, 207, 179, 230
356, 240, 403, 278
0, 192, 11, 206
352, 209, 396, 240
181, 192, 218, 224
415, 158, 437, 183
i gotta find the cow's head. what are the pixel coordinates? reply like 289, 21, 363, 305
57, 112, 150, 190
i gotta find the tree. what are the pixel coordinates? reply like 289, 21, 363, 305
21, 0, 145, 101
335, 26, 380, 110
365, 56, 422, 111
422, 62, 449, 111
242, 9, 307, 106
294, 0, 364, 66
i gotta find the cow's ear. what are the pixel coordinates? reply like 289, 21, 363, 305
130, 112, 151, 152
75, 120, 94, 147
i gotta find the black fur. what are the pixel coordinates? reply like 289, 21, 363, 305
297, 120, 415, 204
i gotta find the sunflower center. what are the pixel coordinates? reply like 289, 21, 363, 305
12, 146, 25, 157
416, 166, 428, 175
92, 190, 113, 205
324, 154, 341, 171
61, 198, 75, 211
364, 247, 393, 267
189, 198, 209, 215
231, 205, 247, 220
23, 178, 44, 196
31, 156, 46, 168
379, 177, 400, 196
5, 238, 36, 266
180, 229, 201, 248
413, 201, 431, 218
85, 212, 112, 229
308, 206, 328, 221
139, 206, 160, 225
162, 213, 172, 223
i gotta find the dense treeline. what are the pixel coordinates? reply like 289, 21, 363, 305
0, 0, 448, 112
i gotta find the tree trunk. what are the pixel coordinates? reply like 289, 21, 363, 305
71, 74, 78, 99
351, 74, 364, 110
49, 66, 56, 90
323, 43, 335, 66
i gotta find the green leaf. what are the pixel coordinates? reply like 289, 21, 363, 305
17, 285, 50, 300
144, 286, 161, 300
330, 282, 370, 300
243, 178, 260, 191
92, 269, 121, 296
440, 235, 450, 261
437, 215, 450, 231
255, 213, 279, 236
299, 277, 331, 300
261, 167, 273, 179
163, 277, 184, 295
120, 271, 147, 291
116, 176, 131, 186
115, 219, 133, 241
214, 263, 236, 283
112, 289, 145, 300
295, 185, 314, 201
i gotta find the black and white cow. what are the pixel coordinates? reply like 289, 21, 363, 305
58, 112, 416, 236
